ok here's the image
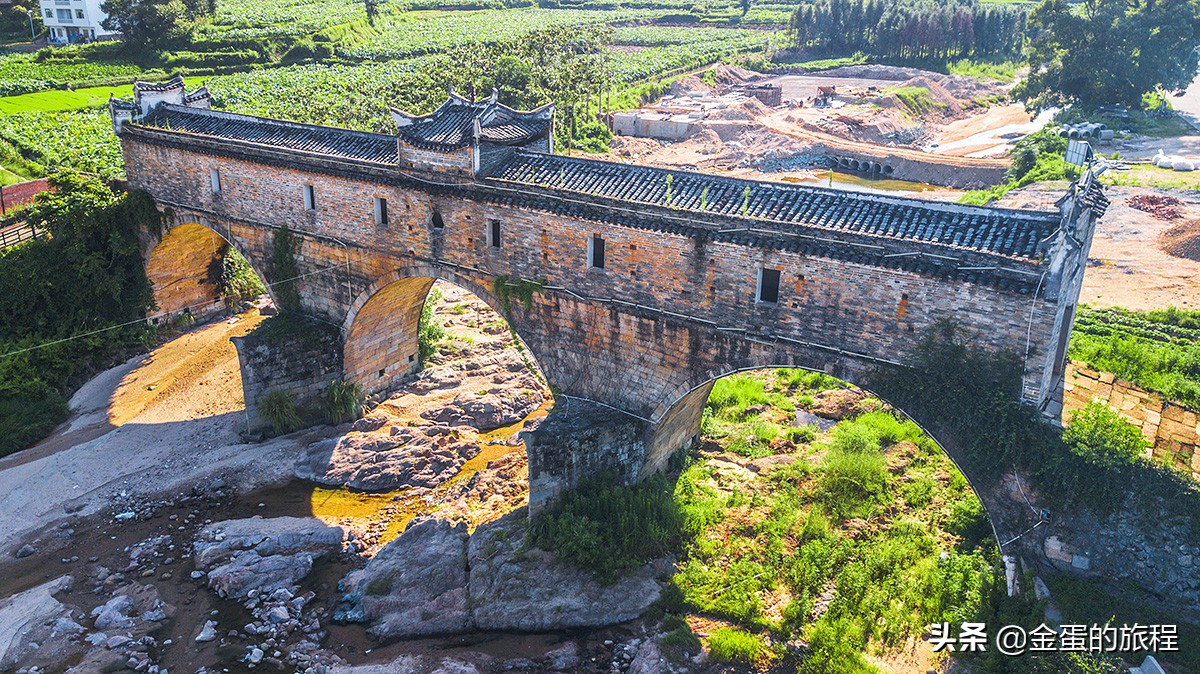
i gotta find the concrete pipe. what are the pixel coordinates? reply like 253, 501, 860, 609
882, 165, 895, 176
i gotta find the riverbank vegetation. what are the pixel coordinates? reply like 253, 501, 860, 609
0, 173, 157, 457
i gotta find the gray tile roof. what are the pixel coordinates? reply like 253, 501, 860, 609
393, 95, 550, 149
489, 151, 1059, 260
135, 105, 399, 163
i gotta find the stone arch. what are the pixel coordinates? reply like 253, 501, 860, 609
646, 360, 1005, 547
341, 263, 545, 397
144, 220, 271, 324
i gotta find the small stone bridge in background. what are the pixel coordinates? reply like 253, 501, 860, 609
108, 79, 1176, 600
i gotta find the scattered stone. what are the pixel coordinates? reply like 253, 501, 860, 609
14, 544, 35, 559
195, 621, 218, 643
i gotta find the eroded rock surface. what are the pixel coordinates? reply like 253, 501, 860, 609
340, 518, 471, 638
296, 425, 483, 492
194, 516, 346, 599
468, 515, 663, 632
0, 576, 81, 671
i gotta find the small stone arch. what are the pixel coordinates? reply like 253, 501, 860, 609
144, 219, 272, 324
341, 263, 546, 397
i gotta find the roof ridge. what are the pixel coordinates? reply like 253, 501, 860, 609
506, 150, 1058, 222
145, 104, 397, 142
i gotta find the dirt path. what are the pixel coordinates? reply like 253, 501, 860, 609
998, 185, 1200, 311
0, 309, 307, 554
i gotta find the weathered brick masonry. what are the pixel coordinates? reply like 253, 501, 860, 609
119, 88, 1200, 600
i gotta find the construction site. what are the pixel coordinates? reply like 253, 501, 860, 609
605, 64, 1054, 192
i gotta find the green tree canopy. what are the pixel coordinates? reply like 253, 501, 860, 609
1016, 0, 1200, 110
100, 0, 209, 52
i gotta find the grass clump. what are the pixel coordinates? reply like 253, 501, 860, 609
531, 473, 681, 584
707, 627, 764, 664
817, 443, 890, 519
260, 389, 303, 436
324, 379, 364, 425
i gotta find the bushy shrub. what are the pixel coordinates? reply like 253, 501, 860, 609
217, 246, 266, 308
1062, 401, 1148, 467
707, 627, 763, 664
418, 285, 445, 364
531, 473, 681, 583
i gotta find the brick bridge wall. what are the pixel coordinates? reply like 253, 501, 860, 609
120, 132, 1200, 604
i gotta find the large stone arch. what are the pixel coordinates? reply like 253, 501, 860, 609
144, 219, 271, 323
646, 359, 1032, 554
341, 263, 546, 397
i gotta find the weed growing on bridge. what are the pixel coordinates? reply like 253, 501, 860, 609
873, 320, 1200, 524
268, 226, 302, 313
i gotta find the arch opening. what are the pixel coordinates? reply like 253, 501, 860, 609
145, 221, 272, 325
329, 275, 553, 538
621, 365, 1001, 671
651, 364, 1000, 552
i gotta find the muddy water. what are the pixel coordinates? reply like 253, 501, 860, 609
286, 398, 553, 549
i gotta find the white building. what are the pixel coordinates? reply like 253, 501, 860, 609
39, 0, 118, 44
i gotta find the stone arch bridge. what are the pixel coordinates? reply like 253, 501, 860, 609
112, 83, 1130, 582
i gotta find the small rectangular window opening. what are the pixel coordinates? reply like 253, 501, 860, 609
757, 268, 781, 304
588, 234, 605, 269
488, 219, 501, 249
209, 168, 221, 194
303, 184, 316, 211
374, 197, 388, 225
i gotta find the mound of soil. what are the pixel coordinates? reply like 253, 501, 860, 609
707, 96, 771, 121
1160, 220, 1200, 262
669, 75, 714, 97
898, 75, 963, 117
609, 135, 661, 158
712, 64, 759, 87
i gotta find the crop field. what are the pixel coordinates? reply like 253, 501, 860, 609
209, 59, 449, 132
205, 0, 369, 36
1070, 306, 1200, 409
0, 53, 146, 96
337, 8, 660, 60
0, 111, 124, 180
609, 26, 777, 83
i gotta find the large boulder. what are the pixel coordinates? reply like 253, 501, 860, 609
468, 515, 663, 632
0, 576, 85, 671
194, 516, 345, 600
341, 518, 471, 638
296, 425, 481, 492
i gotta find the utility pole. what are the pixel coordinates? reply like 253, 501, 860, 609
27, 10, 36, 40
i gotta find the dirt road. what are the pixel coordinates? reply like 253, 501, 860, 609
0, 309, 307, 554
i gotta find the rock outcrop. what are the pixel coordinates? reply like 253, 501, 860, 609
338, 512, 663, 638
296, 425, 482, 492
468, 515, 663, 632
341, 518, 471, 638
0, 576, 81, 671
